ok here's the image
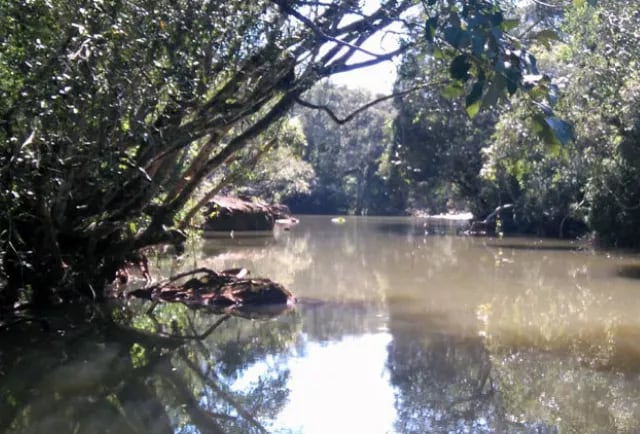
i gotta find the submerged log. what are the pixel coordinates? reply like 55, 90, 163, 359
127, 267, 295, 316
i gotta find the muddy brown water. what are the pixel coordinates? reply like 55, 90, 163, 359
3, 216, 640, 433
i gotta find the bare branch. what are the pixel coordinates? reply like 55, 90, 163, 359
295, 83, 440, 124
150, 91, 302, 227
530, 0, 569, 9
273, 0, 394, 58
319, 44, 407, 75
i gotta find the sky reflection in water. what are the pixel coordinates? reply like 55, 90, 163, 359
242, 333, 397, 434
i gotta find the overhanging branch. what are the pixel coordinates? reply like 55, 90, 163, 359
152, 91, 302, 227
295, 82, 441, 124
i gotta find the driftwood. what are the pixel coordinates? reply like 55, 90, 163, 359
467, 203, 514, 235
127, 267, 295, 317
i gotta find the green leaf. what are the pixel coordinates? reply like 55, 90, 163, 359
425, 16, 437, 43
575, 0, 597, 6
443, 26, 466, 49
433, 47, 446, 60
545, 116, 574, 146
532, 114, 558, 150
505, 67, 520, 94
466, 100, 481, 119
128, 221, 138, 234
465, 80, 484, 118
513, 159, 527, 182
533, 30, 559, 50
501, 19, 520, 32
441, 82, 465, 98
490, 12, 504, 27
482, 75, 506, 108
532, 114, 574, 148
450, 55, 471, 81
471, 35, 486, 57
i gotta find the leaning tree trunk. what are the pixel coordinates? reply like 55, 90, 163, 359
0, 0, 416, 309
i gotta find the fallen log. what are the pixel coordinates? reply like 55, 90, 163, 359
127, 267, 295, 317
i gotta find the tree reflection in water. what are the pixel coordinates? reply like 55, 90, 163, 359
387, 314, 495, 432
385, 233, 640, 434
0, 302, 301, 434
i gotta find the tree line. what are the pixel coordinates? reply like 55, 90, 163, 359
277, 0, 639, 247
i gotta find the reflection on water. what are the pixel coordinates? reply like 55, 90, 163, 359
3, 216, 640, 433
270, 333, 395, 434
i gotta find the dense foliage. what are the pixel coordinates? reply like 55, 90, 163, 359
387, 0, 640, 244
478, 0, 640, 240
392, 56, 497, 215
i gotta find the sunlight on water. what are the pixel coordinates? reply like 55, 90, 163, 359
231, 332, 396, 434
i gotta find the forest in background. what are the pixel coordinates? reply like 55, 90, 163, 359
229, 0, 638, 245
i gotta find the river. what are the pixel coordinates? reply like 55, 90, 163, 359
3, 216, 640, 433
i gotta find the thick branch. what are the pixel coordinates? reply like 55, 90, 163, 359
178, 138, 278, 230
140, 91, 302, 243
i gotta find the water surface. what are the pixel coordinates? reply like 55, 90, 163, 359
3, 216, 640, 433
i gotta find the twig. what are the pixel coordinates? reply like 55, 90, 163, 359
295, 82, 441, 124
143, 313, 232, 341
150, 267, 220, 289
319, 45, 407, 75
517, 16, 546, 40
530, 0, 569, 9
179, 348, 270, 434
273, 0, 394, 59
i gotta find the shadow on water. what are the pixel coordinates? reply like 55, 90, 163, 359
373, 221, 465, 237
0, 302, 301, 434
616, 264, 640, 280
484, 241, 582, 252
